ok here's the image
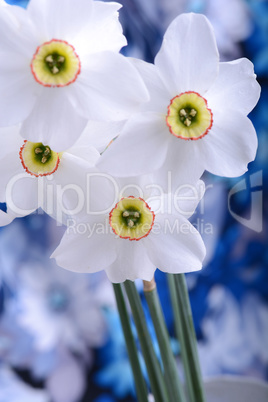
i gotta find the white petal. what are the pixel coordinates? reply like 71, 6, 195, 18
144, 213, 206, 274
74, 1, 126, 55
130, 57, 172, 113
0, 3, 18, 34
0, 57, 39, 126
200, 109, 258, 177
67, 125, 106, 163
68, 143, 100, 166
46, 153, 94, 218
6, 175, 38, 216
147, 180, 205, 220
77, 120, 125, 153
152, 137, 205, 192
20, 89, 88, 152
97, 112, 170, 177
46, 354, 86, 402
53, 163, 117, 220
27, 0, 93, 41
155, 13, 219, 95
0, 126, 23, 159
116, 174, 156, 200
67, 52, 149, 121
0, 152, 23, 201
92, 2, 122, 22
173, 180, 205, 219
105, 240, 155, 283
51, 224, 117, 273
206, 58, 261, 116
0, 5, 38, 56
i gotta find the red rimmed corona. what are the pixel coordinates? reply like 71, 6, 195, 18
31, 39, 81, 87
19, 141, 61, 177
109, 196, 155, 241
166, 91, 213, 140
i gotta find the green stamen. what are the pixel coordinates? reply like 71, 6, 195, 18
45, 53, 66, 75
34, 144, 52, 164
121, 208, 141, 228
179, 107, 198, 126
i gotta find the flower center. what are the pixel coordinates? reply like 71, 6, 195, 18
47, 285, 70, 313
166, 91, 213, 140
45, 54, 66, 75
31, 39, 81, 87
20, 141, 61, 177
109, 197, 155, 241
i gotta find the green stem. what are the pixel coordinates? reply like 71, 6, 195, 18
174, 274, 206, 402
113, 283, 148, 402
144, 279, 186, 402
124, 280, 169, 402
168, 274, 195, 402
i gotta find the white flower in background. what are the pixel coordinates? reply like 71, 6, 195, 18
198, 286, 252, 376
0, 219, 29, 288
0, 365, 50, 402
0, 0, 148, 151
0, 217, 116, 402
192, 180, 226, 266
98, 13, 260, 189
0, 123, 105, 221
45, 350, 87, 402
153, 0, 252, 59
198, 287, 268, 378
198, 0, 252, 59
243, 294, 268, 370
0, 299, 57, 377
52, 177, 206, 283
0, 299, 89, 402
0, 209, 17, 227
16, 260, 108, 353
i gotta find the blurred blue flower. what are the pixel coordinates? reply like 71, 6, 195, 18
115, 0, 252, 62
245, 0, 268, 77
198, 286, 268, 379
95, 309, 137, 399
4, 0, 28, 7
15, 260, 108, 355
94, 395, 116, 402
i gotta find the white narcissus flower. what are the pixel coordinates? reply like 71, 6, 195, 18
0, 123, 110, 221
52, 178, 206, 283
98, 13, 261, 188
151, 0, 252, 59
0, 0, 149, 151
16, 261, 108, 353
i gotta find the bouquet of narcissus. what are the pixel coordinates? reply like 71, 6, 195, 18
0, 0, 260, 401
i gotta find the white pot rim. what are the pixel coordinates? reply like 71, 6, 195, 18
204, 374, 268, 389
203, 375, 268, 402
